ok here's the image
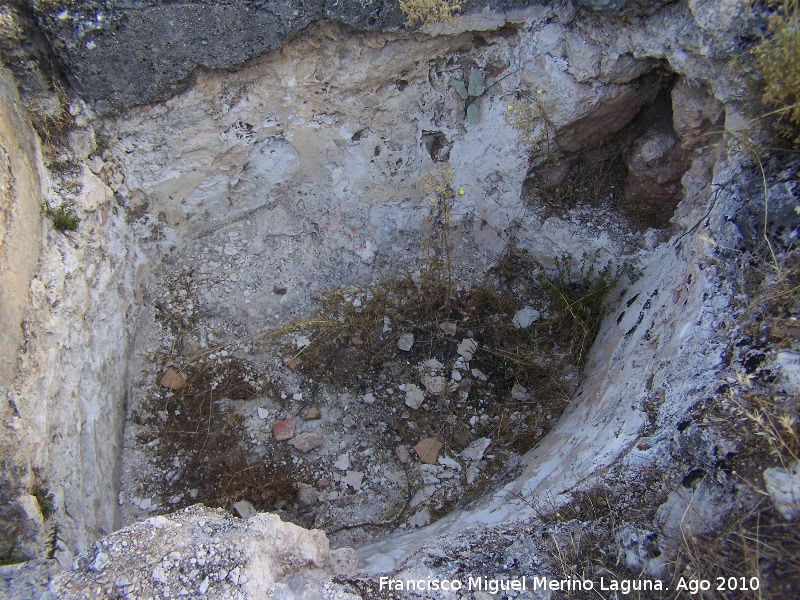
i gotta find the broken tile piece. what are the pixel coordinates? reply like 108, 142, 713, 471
414, 438, 443, 464
272, 418, 295, 441
160, 367, 187, 390
303, 407, 320, 420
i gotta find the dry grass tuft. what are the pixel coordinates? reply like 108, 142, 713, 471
754, 0, 800, 145
671, 505, 800, 599
679, 212, 800, 598
729, 245, 800, 466
29, 75, 73, 146
287, 246, 619, 397
137, 358, 298, 512
399, 0, 461, 27
281, 246, 622, 466
505, 94, 556, 163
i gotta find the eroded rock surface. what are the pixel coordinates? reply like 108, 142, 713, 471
49, 505, 358, 599
0, 0, 797, 597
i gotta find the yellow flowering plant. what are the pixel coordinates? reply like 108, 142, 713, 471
504, 90, 557, 163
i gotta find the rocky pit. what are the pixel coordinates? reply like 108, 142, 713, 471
1, 1, 799, 598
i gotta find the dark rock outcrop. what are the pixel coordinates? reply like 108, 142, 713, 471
2, 0, 674, 113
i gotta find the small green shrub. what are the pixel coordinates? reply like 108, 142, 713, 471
539, 252, 623, 367
46, 522, 61, 560
46, 203, 80, 231
32, 483, 56, 520
753, 0, 800, 144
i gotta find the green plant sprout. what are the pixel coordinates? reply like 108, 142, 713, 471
46, 202, 80, 231
47, 522, 62, 560
450, 67, 488, 124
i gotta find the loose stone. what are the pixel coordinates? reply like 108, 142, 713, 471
395, 446, 410, 464
343, 470, 364, 490
291, 432, 324, 452
439, 321, 457, 335
513, 306, 540, 329
272, 418, 295, 441
298, 483, 318, 505
333, 454, 350, 470
460, 437, 491, 461
457, 338, 478, 360
511, 383, 528, 401
405, 384, 425, 409
233, 500, 256, 519
421, 374, 447, 395
397, 332, 414, 351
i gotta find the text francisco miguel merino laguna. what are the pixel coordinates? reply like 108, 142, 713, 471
379, 575, 667, 595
